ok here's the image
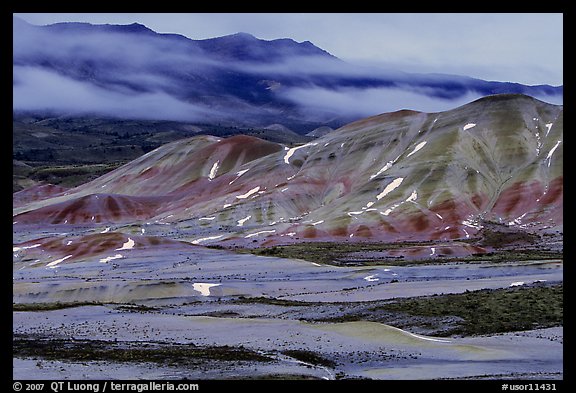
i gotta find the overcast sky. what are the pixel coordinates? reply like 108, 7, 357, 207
14, 13, 563, 87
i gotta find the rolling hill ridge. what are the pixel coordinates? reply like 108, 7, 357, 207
14, 94, 563, 263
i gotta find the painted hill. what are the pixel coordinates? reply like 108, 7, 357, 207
14, 94, 563, 256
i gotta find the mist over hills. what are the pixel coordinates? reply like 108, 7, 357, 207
13, 17, 563, 132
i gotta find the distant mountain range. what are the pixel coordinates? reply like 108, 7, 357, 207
13, 17, 563, 133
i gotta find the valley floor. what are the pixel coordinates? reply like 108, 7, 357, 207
13, 231, 563, 381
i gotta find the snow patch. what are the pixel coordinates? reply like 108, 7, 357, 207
370, 161, 394, 179
100, 254, 123, 263
229, 169, 250, 185
245, 230, 276, 238
208, 161, 219, 180
13, 244, 41, 252
463, 123, 476, 131
364, 274, 379, 282
405, 190, 418, 203
115, 238, 135, 251
376, 178, 404, 200
192, 235, 224, 244
284, 142, 316, 164
462, 218, 482, 230
236, 186, 261, 199
193, 283, 221, 296
508, 212, 528, 226
46, 255, 73, 268
406, 141, 427, 158
237, 215, 252, 227
381, 202, 401, 216
546, 140, 562, 165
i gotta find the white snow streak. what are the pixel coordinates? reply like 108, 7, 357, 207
546, 140, 562, 164
99, 254, 123, 263
406, 331, 451, 343
462, 219, 482, 230
381, 202, 401, 216
236, 186, 261, 199
463, 123, 476, 131
406, 141, 427, 158
245, 230, 276, 238
405, 190, 418, 202
192, 235, 224, 244
283, 143, 316, 164
46, 255, 73, 268
208, 161, 219, 180
13, 244, 41, 252
229, 169, 250, 185
387, 325, 451, 343
370, 161, 394, 179
237, 215, 252, 227
376, 178, 404, 200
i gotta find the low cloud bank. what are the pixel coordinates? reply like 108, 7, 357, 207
13, 18, 563, 125
280, 86, 484, 117
13, 65, 222, 121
